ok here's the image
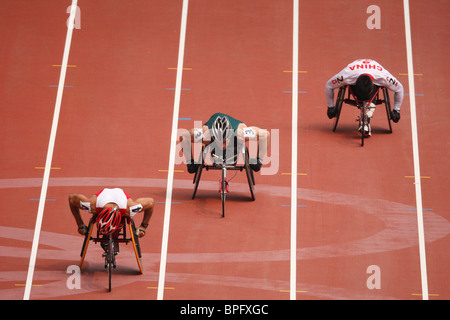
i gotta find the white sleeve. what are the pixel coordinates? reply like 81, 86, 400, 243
129, 204, 143, 217
376, 72, 404, 111
325, 78, 337, 108
325, 71, 346, 108
392, 82, 404, 111
386, 76, 404, 112
324, 65, 361, 107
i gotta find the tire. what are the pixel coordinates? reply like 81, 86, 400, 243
332, 86, 346, 132
244, 148, 255, 201
107, 236, 113, 292
221, 168, 226, 218
383, 87, 393, 133
79, 219, 94, 269
192, 146, 205, 199
129, 220, 143, 274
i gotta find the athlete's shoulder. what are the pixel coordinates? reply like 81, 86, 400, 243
205, 112, 236, 124
95, 188, 105, 197
206, 113, 226, 122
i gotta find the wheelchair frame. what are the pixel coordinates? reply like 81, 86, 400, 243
192, 143, 256, 217
332, 85, 393, 146
79, 214, 143, 291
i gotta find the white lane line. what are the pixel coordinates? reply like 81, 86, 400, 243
23, 0, 78, 300
403, 0, 428, 300
290, 0, 299, 301
157, 0, 189, 301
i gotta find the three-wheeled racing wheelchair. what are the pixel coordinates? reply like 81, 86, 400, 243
79, 213, 143, 292
191, 142, 256, 217
332, 85, 393, 146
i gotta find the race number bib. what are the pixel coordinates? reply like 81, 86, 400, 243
193, 129, 203, 142
243, 127, 256, 138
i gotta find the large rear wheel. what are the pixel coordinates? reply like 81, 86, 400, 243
332, 86, 346, 132
244, 148, 255, 201
129, 220, 143, 274
383, 87, 393, 133
79, 219, 94, 269
360, 105, 367, 147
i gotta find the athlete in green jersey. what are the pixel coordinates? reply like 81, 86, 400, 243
179, 113, 269, 173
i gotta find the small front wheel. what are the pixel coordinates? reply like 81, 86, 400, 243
220, 168, 227, 218
104, 235, 114, 292
360, 105, 368, 147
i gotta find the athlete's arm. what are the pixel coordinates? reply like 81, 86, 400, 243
127, 198, 155, 238
236, 123, 246, 144
381, 73, 404, 111
325, 69, 347, 107
68, 194, 97, 235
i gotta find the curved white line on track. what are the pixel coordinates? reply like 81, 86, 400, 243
1, 177, 449, 299
1, 177, 449, 258
1, 222, 445, 300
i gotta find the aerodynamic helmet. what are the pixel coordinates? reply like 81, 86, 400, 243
211, 116, 234, 143
96, 206, 122, 235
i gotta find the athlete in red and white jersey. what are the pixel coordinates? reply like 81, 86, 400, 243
95, 188, 130, 215
325, 59, 403, 126
69, 188, 155, 238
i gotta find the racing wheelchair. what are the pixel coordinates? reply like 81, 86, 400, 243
192, 142, 256, 217
79, 214, 143, 292
332, 85, 393, 146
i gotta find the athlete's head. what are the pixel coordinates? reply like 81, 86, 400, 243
211, 116, 234, 145
96, 206, 122, 235
353, 74, 374, 100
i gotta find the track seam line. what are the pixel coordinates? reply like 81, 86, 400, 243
403, 0, 429, 300
157, 0, 189, 301
290, 0, 299, 301
23, 0, 78, 300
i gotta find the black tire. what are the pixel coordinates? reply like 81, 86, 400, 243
361, 105, 366, 147
192, 147, 205, 199
80, 219, 92, 257
108, 261, 112, 292
332, 86, 346, 132
244, 148, 255, 201
383, 87, 393, 133
130, 220, 142, 258
107, 236, 113, 292
221, 168, 226, 218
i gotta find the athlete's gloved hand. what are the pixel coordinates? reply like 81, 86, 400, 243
78, 224, 88, 235
136, 227, 146, 238
327, 107, 337, 119
390, 110, 400, 123
136, 223, 148, 238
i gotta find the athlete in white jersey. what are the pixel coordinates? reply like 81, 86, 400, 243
325, 59, 403, 134
69, 188, 155, 238
95, 188, 129, 212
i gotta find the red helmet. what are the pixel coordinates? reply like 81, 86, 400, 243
96, 207, 122, 235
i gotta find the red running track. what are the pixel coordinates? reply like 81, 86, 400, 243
0, 0, 448, 300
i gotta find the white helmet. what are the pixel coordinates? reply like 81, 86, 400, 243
211, 116, 234, 143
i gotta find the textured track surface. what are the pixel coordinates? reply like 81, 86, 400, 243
0, 0, 448, 300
